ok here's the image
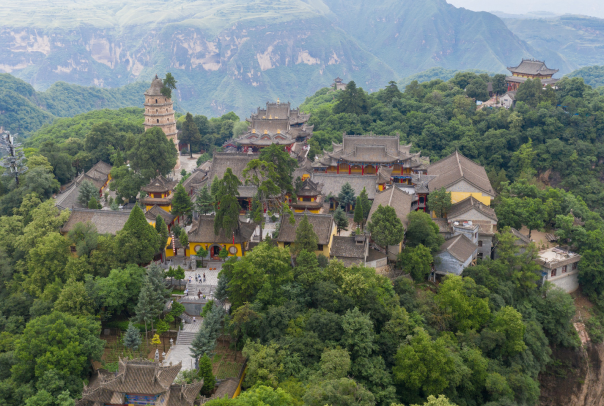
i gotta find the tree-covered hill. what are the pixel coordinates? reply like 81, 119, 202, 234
301, 74, 604, 215
566, 65, 604, 89
0, 74, 148, 136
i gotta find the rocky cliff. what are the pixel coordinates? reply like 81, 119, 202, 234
0, 0, 552, 117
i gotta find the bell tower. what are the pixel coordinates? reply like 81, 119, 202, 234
144, 74, 180, 169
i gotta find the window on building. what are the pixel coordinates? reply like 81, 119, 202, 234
572, 262, 578, 270
317, 244, 324, 251
156, 99, 158, 103
562, 265, 568, 273
551, 269, 557, 277
475, 232, 477, 238
157, 119, 159, 123
478, 240, 483, 247
477, 253, 483, 259
419, 196, 424, 203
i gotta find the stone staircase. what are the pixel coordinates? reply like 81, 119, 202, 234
176, 331, 197, 346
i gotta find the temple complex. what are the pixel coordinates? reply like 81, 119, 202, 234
144, 75, 180, 169
311, 135, 429, 184
76, 359, 203, 406
227, 100, 313, 152
505, 59, 559, 91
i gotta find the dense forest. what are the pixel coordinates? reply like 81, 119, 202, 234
0, 74, 148, 136
2, 71, 604, 406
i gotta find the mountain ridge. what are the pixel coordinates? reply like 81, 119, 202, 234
0, 0, 589, 117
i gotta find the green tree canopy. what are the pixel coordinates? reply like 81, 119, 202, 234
128, 127, 177, 180
367, 205, 404, 248
333, 81, 369, 116
294, 215, 319, 255
179, 112, 201, 158
427, 187, 451, 218
115, 204, 159, 265
405, 211, 445, 254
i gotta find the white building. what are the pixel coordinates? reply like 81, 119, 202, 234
536, 247, 581, 293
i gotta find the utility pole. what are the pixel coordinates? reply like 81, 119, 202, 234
0, 129, 27, 186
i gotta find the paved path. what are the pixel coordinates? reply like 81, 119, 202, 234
163, 320, 201, 371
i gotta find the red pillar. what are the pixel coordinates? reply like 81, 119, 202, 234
361, 165, 364, 176
337, 163, 340, 174
401, 166, 404, 175
348, 165, 351, 175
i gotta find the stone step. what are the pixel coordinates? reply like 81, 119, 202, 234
176, 332, 197, 345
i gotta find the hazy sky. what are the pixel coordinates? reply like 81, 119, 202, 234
446, 0, 604, 18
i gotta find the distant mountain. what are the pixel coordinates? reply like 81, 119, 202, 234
0, 74, 148, 135
502, 15, 604, 71
0, 0, 549, 118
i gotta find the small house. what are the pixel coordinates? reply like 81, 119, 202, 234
536, 247, 581, 293
330, 235, 388, 269
276, 212, 336, 257
434, 234, 478, 276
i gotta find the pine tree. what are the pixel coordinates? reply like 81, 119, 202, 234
116, 204, 160, 264
354, 197, 365, 230
294, 214, 319, 255
367, 205, 405, 249
171, 183, 193, 222
214, 168, 241, 239
358, 187, 372, 221
338, 182, 356, 212
218, 247, 229, 261
78, 180, 99, 206
333, 81, 369, 115
179, 229, 189, 253
198, 354, 216, 395
333, 207, 349, 235
179, 113, 201, 158
215, 273, 228, 301
190, 304, 225, 358
123, 322, 142, 351
194, 186, 214, 215
155, 215, 169, 255
210, 175, 221, 201
134, 281, 154, 343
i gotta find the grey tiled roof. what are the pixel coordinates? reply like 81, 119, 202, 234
447, 196, 498, 222
55, 177, 86, 210
330, 236, 366, 259
438, 234, 478, 262
61, 208, 131, 235
182, 169, 208, 194
368, 186, 414, 229
188, 215, 254, 244
276, 213, 334, 245
145, 205, 176, 224
427, 151, 495, 196
141, 175, 178, 193
510, 227, 531, 245
78, 359, 202, 406
507, 59, 558, 76
311, 173, 377, 199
